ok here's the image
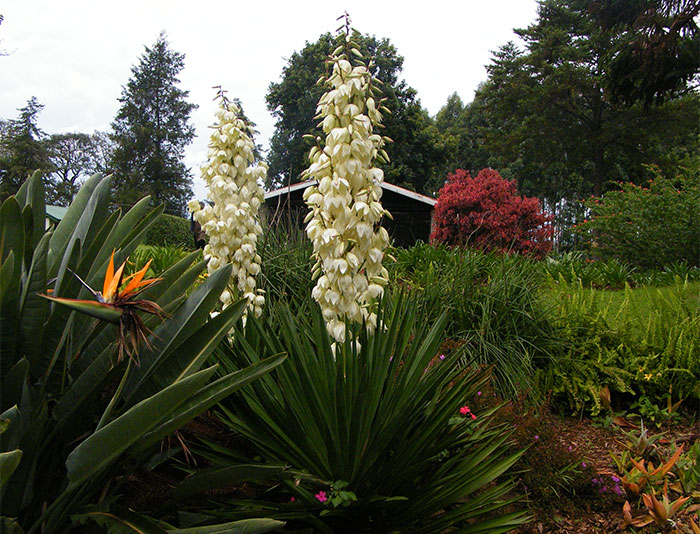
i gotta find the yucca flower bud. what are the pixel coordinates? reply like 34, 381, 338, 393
189, 93, 266, 318
303, 37, 391, 343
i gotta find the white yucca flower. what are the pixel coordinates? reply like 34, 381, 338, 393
303, 37, 391, 343
189, 93, 266, 318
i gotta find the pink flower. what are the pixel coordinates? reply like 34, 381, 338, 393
477, 391, 482, 396
459, 405, 471, 415
315, 491, 328, 503
534, 435, 539, 441
439, 354, 446, 361
290, 497, 295, 502
470, 413, 477, 420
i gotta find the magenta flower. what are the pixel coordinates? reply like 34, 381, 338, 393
477, 391, 482, 396
534, 435, 539, 441
439, 354, 446, 361
315, 491, 328, 503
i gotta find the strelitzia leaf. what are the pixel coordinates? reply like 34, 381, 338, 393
0, 450, 23, 488
66, 366, 216, 484
39, 295, 122, 324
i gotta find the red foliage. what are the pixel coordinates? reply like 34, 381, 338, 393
430, 169, 553, 258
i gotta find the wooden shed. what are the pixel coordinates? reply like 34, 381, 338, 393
264, 180, 436, 248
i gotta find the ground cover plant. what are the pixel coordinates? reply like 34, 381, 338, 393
542, 279, 700, 418
391, 242, 561, 399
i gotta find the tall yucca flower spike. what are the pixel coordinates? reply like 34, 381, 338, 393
189, 87, 266, 321
40, 250, 167, 363
303, 14, 392, 344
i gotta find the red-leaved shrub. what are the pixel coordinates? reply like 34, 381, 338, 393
430, 169, 553, 258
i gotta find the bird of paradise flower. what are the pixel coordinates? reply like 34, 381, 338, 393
41, 250, 168, 363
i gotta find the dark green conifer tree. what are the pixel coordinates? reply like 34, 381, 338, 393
110, 32, 197, 216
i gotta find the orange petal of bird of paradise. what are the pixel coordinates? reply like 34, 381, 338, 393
120, 259, 161, 298
103, 250, 127, 302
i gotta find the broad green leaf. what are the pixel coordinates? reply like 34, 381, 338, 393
15, 170, 45, 249
123, 265, 232, 403
0, 450, 22, 488
40, 295, 122, 324
175, 464, 288, 500
66, 366, 216, 484
0, 197, 24, 291
131, 354, 286, 455
72, 504, 167, 534
48, 173, 104, 274
0, 251, 14, 304
168, 518, 285, 534
18, 233, 50, 365
0, 516, 24, 534
150, 298, 247, 389
0, 359, 28, 413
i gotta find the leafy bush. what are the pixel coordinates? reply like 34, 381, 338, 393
142, 212, 195, 249
430, 168, 553, 258
0, 173, 284, 532
205, 294, 528, 533
127, 244, 195, 278
575, 167, 700, 270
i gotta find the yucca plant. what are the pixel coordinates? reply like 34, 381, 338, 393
197, 293, 528, 533
0, 172, 285, 533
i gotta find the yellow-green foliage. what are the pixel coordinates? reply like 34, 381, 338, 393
543, 280, 700, 415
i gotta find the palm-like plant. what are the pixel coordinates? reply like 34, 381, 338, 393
202, 293, 528, 533
0, 172, 285, 533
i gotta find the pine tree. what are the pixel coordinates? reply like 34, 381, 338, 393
110, 32, 197, 216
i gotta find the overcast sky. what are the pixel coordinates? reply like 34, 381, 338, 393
1, 0, 539, 200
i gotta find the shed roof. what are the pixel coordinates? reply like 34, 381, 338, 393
46, 205, 69, 223
264, 180, 436, 207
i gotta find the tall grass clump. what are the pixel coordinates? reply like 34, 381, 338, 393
391, 242, 561, 399
256, 219, 315, 308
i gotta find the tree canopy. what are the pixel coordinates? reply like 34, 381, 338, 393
468, 0, 699, 201
0, 97, 51, 201
109, 32, 197, 216
266, 31, 447, 195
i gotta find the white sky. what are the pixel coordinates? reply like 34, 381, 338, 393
0, 0, 539, 200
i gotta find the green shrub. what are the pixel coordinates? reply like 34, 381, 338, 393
575, 166, 700, 270
127, 244, 195, 278
142, 212, 195, 249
